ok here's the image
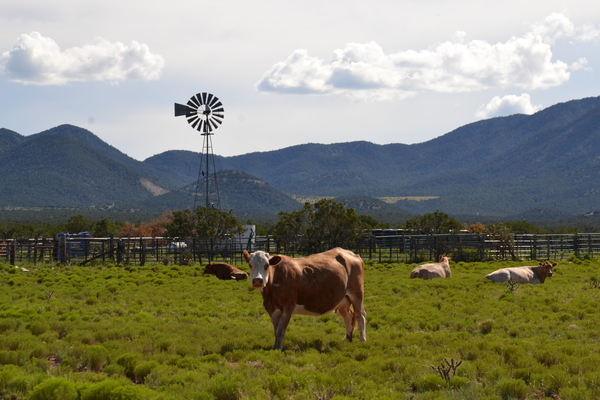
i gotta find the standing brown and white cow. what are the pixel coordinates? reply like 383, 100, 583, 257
243, 247, 367, 350
485, 261, 556, 284
409, 255, 452, 280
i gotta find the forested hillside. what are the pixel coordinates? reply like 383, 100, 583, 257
2, 95, 600, 220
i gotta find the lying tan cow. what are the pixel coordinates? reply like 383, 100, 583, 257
203, 263, 248, 280
243, 247, 366, 350
410, 255, 452, 280
485, 261, 556, 284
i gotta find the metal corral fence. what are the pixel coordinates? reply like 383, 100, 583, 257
1, 233, 600, 266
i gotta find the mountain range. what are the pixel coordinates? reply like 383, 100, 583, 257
1, 95, 600, 224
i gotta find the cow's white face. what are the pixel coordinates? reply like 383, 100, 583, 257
247, 251, 270, 290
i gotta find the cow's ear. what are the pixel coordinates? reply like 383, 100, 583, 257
552, 262, 557, 266
243, 250, 250, 263
269, 255, 282, 266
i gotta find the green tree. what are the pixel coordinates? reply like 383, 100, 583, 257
274, 199, 366, 254
92, 218, 121, 237
64, 214, 93, 234
405, 210, 462, 234
358, 215, 389, 229
165, 207, 245, 238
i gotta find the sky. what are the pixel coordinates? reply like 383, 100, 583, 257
1, 1, 599, 161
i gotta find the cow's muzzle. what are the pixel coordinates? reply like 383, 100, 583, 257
252, 278, 264, 289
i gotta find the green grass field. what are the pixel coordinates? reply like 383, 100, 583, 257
1, 258, 599, 399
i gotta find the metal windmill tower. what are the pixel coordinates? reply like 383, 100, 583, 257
174, 92, 224, 210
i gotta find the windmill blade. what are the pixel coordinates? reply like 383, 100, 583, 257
188, 116, 200, 129
211, 116, 223, 126
207, 119, 217, 131
206, 93, 215, 107
187, 98, 200, 109
175, 103, 193, 117
201, 92, 208, 105
190, 93, 203, 107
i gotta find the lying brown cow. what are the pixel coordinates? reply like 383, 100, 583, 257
203, 263, 248, 280
409, 255, 452, 280
243, 247, 366, 350
485, 261, 556, 284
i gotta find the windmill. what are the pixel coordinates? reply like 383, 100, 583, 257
174, 92, 224, 210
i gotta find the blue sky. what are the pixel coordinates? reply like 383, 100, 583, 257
1, 1, 599, 160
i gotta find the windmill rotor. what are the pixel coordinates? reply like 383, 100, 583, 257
175, 92, 224, 133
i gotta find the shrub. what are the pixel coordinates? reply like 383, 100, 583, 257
27, 321, 49, 336
410, 374, 446, 392
449, 375, 469, 389
103, 363, 126, 377
115, 353, 140, 380
210, 373, 243, 400
133, 360, 159, 383
29, 377, 78, 400
478, 319, 494, 335
496, 378, 529, 400
109, 385, 159, 400
81, 379, 121, 400
268, 373, 291, 398
83, 345, 109, 372
0, 364, 22, 389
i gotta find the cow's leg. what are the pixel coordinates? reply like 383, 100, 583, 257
270, 309, 293, 350
336, 297, 356, 341
349, 294, 367, 342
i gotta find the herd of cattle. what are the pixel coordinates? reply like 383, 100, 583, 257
202, 249, 556, 349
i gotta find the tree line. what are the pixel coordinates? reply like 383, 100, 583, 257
0, 200, 583, 249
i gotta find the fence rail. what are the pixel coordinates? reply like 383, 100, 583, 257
1, 233, 600, 266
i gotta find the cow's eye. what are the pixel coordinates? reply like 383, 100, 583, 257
264, 265, 268, 271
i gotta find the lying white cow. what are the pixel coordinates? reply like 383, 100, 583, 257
410, 255, 451, 280
485, 261, 556, 284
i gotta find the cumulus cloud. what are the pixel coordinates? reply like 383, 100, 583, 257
475, 93, 543, 119
0, 32, 165, 85
256, 13, 598, 100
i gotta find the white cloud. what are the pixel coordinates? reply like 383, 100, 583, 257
475, 93, 543, 118
0, 32, 165, 85
256, 13, 597, 100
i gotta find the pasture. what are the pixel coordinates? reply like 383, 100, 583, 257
1, 257, 599, 399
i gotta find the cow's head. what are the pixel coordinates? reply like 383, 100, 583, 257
540, 261, 556, 277
203, 264, 215, 275
243, 250, 272, 290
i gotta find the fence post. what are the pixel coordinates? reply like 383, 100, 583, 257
60, 236, 67, 264
116, 240, 123, 265
140, 238, 146, 266
9, 239, 16, 265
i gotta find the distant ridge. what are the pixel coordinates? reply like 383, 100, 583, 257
2, 95, 600, 220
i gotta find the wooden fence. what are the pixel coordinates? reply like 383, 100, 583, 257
1, 233, 600, 266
